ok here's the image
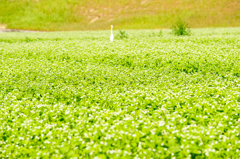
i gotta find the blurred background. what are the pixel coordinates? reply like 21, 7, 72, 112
0, 0, 239, 31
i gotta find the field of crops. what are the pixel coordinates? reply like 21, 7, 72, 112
0, 28, 240, 158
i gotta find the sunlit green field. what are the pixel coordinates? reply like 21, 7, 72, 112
0, 28, 240, 158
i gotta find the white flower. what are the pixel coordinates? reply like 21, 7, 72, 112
65, 110, 70, 115
159, 121, 165, 126
19, 137, 24, 140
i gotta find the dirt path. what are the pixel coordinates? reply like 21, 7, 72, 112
0, 29, 41, 33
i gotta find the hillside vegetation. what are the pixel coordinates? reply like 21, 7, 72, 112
0, 0, 239, 31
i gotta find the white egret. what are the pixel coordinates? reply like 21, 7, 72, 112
110, 25, 114, 42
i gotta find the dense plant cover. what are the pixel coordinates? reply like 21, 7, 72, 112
0, 28, 240, 158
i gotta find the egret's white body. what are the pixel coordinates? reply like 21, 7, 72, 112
110, 25, 114, 42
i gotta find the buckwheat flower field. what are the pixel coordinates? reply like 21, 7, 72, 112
0, 28, 240, 158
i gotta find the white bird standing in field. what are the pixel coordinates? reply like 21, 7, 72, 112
110, 25, 114, 42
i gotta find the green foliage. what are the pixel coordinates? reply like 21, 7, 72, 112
149, 30, 163, 37
159, 30, 163, 36
0, 28, 240, 158
116, 30, 128, 39
172, 19, 191, 36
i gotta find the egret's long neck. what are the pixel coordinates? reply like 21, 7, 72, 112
111, 28, 113, 34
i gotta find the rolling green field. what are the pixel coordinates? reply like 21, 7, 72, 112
1, 28, 240, 158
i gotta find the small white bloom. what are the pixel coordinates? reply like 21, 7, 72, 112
159, 121, 165, 126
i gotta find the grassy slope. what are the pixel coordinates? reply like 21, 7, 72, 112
0, 0, 239, 31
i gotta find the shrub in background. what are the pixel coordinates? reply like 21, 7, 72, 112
117, 30, 128, 39
171, 19, 191, 36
